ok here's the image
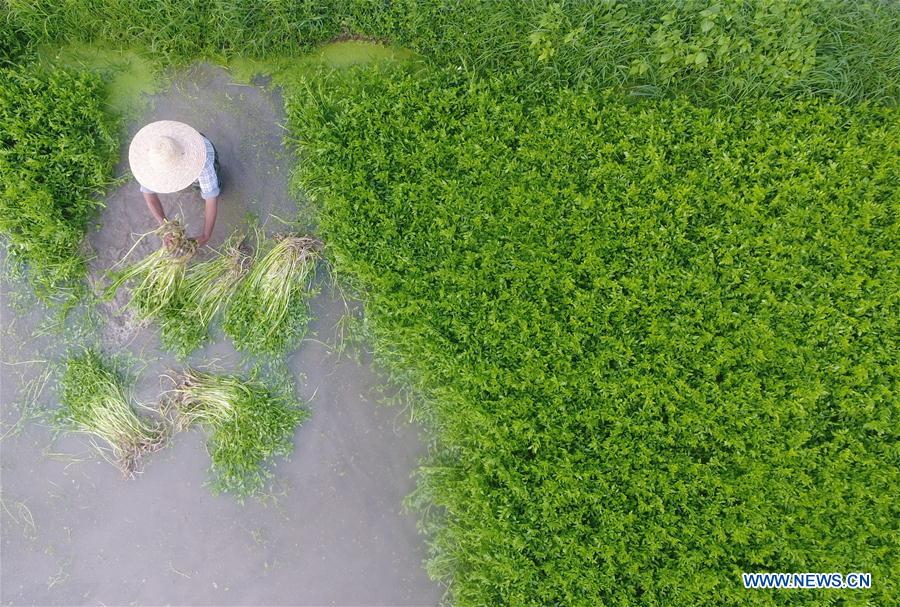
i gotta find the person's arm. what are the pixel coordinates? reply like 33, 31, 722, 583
194, 197, 218, 246
143, 191, 167, 225
195, 139, 220, 246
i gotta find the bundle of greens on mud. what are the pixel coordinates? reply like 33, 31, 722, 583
57, 350, 168, 477
104, 220, 196, 319
223, 233, 321, 355
159, 233, 251, 357
165, 369, 307, 496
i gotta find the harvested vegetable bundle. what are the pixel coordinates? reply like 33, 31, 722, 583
57, 350, 167, 477
223, 234, 321, 355
167, 369, 307, 496
160, 238, 251, 358
104, 220, 197, 319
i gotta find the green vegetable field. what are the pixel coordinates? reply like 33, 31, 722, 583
0, 66, 118, 297
291, 68, 899, 605
1, 1, 897, 605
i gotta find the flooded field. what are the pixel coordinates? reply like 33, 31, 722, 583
1, 61, 440, 606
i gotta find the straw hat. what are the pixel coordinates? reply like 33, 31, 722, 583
128, 121, 206, 193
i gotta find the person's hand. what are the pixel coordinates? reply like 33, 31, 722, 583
162, 232, 176, 248
193, 234, 210, 247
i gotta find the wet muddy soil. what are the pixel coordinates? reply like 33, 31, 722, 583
1, 63, 440, 606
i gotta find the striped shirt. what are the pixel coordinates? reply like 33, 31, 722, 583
139, 136, 220, 199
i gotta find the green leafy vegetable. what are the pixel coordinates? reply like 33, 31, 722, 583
4, 1, 898, 103
288, 66, 899, 606
223, 234, 321, 356
167, 369, 307, 497
0, 65, 118, 297
104, 220, 196, 320
57, 349, 167, 476
159, 235, 251, 358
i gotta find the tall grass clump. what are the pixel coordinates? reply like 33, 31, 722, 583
0, 65, 118, 298
3, 0, 343, 63
4, 0, 898, 103
166, 369, 307, 497
223, 234, 321, 356
58, 349, 167, 476
104, 220, 196, 320
288, 67, 900, 605
387, 0, 899, 103
0, 6, 27, 66
159, 236, 251, 358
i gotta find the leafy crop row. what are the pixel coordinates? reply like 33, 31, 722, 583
287, 66, 899, 605
0, 65, 118, 297
3, 0, 898, 103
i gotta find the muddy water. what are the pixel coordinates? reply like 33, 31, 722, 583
1, 64, 441, 606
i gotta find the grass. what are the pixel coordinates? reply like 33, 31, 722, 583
0, 64, 118, 299
159, 234, 251, 358
289, 65, 899, 605
223, 234, 321, 356
166, 368, 307, 497
104, 220, 197, 320
3, 1, 897, 104
57, 349, 167, 476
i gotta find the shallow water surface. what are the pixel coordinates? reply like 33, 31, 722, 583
36, 43, 162, 117
227, 39, 416, 89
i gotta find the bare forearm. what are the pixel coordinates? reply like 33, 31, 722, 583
201, 197, 218, 243
143, 192, 166, 224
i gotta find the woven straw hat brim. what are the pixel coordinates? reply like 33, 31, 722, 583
129, 121, 206, 194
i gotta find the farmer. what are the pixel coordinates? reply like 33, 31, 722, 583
128, 120, 220, 246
